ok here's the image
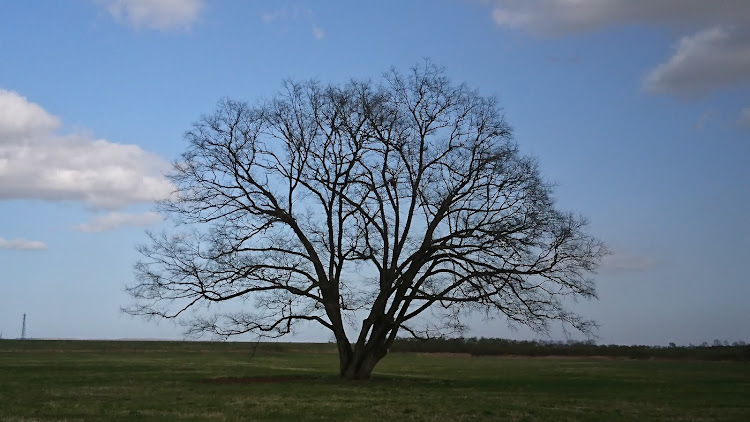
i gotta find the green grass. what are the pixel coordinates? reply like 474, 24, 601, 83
1, 340, 748, 421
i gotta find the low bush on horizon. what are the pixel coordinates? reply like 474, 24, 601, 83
389, 337, 750, 361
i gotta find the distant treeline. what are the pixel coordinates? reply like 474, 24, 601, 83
3, 338, 748, 361
389, 337, 750, 361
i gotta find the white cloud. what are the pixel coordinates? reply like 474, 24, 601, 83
73, 211, 162, 232
643, 27, 750, 96
101, 0, 203, 30
0, 237, 48, 251
0, 91, 59, 138
738, 107, 750, 128
490, 0, 750, 36
0, 89, 173, 209
600, 249, 658, 274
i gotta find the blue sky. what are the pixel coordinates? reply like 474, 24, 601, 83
1, 0, 748, 345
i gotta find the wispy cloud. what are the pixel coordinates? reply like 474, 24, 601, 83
600, 249, 659, 274
490, 0, 750, 36
738, 107, 750, 128
695, 110, 715, 131
0, 89, 173, 209
0, 237, 48, 251
312, 24, 324, 40
262, 9, 285, 23
73, 211, 162, 232
488, 0, 750, 97
262, 5, 309, 22
262, 5, 324, 40
100, 0, 204, 30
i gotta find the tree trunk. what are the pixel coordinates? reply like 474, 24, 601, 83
340, 347, 387, 380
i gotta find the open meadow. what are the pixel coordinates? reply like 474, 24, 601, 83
0, 340, 748, 421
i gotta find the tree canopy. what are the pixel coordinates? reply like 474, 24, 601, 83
126, 63, 606, 379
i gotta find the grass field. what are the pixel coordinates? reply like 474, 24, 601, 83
1, 340, 748, 421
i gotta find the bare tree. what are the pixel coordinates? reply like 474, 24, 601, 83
126, 63, 607, 380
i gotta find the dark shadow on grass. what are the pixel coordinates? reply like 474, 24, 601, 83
196, 373, 459, 387
198, 375, 325, 384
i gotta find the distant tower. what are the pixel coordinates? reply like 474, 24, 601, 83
21, 314, 26, 340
